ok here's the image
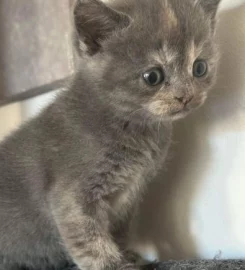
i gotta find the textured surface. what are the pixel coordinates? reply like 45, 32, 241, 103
153, 260, 245, 270
0, 0, 74, 103
62, 261, 245, 270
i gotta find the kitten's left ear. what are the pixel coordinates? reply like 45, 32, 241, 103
73, 0, 130, 56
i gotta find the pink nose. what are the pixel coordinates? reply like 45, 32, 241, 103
175, 95, 193, 105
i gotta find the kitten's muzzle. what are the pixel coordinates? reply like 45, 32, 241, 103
170, 92, 206, 117
174, 95, 193, 106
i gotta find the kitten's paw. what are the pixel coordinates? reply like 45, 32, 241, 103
123, 250, 142, 264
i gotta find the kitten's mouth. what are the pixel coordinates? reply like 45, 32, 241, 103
170, 107, 190, 116
170, 103, 190, 115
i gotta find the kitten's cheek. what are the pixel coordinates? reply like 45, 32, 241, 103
145, 101, 170, 116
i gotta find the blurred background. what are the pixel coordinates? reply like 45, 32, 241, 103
0, 0, 245, 262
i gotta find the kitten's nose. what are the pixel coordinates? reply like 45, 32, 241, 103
175, 95, 193, 105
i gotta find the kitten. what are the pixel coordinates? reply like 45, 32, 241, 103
0, 0, 221, 269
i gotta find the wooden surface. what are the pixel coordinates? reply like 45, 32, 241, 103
0, 0, 74, 104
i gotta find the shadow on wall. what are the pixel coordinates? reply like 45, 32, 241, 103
134, 3, 245, 261
0, 0, 6, 101
0, 0, 40, 101
0, 0, 73, 104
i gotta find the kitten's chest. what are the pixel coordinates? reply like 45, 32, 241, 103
109, 154, 160, 222
110, 128, 171, 217
111, 180, 141, 219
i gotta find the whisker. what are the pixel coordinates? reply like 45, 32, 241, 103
125, 108, 145, 122
157, 113, 164, 143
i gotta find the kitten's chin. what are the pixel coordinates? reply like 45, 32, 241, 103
146, 105, 200, 122
168, 109, 192, 121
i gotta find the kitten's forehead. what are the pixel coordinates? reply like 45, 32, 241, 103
160, 0, 210, 44
162, 0, 180, 32
117, 0, 211, 50
107, 0, 214, 67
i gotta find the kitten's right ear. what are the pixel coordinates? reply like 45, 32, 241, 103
73, 0, 130, 56
195, 0, 221, 31
197, 0, 221, 20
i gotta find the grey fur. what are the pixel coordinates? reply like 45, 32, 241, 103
0, 0, 221, 269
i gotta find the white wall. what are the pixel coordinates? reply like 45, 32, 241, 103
0, 103, 22, 141
0, 0, 245, 262
0, 91, 57, 142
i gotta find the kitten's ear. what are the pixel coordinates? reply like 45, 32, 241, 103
198, 0, 221, 20
73, 0, 130, 55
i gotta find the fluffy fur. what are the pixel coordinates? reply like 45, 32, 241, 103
0, 0, 220, 269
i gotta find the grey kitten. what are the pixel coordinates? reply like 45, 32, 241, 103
0, 0, 220, 269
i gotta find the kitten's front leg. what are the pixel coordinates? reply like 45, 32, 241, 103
113, 206, 142, 265
50, 187, 138, 270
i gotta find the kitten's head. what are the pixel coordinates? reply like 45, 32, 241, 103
73, 0, 221, 122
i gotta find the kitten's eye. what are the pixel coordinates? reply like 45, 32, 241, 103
193, 60, 208, 78
143, 68, 165, 86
